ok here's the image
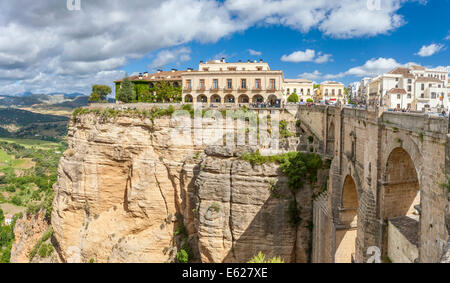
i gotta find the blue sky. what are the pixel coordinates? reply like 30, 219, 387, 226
124, 0, 449, 86
0, 0, 448, 95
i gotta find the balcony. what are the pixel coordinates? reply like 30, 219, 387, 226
238, 87, 248, 92
224, 87, 234, 92
267, 87, 277, 92
183, 87, 192, 92
210, 87, 220, 92
197, 87, 206, 91
252, 86, 262, 91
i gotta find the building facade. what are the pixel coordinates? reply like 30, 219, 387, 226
318, 82, 346, 104
114, 69, 183, 99
283, 79, 314, 102
366, 66, 448, 111
181, 59, 284, 106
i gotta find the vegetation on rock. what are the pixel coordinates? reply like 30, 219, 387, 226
248, 251, 284, 263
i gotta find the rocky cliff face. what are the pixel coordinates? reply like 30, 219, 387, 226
194, 146, 318, 263
11, 210, 58, 263
50, 111, 325, 263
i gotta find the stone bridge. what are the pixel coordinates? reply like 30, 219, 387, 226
290, 105, 450, 263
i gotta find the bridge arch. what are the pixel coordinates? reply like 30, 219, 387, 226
327, 122, 335, 156
335, 175, 359, 263
381, 146, 421, 262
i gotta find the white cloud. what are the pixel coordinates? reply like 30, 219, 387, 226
150, 47, 191, 69
298, 70, 323, 81
281, 49, 332, 63
415, 43, 445, 57
248, 49, 262, 56
0, 0, 427, 95
301, 57, 417, 81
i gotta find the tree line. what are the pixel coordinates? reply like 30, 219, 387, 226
89, 75, 182, 103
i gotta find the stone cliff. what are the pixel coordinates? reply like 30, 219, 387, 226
49, 109, 326, 263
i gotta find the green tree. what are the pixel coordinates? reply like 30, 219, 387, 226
313, 84, 320, 89
154, 81, 182, 103
116, 75, 135, 103
306, 98, 314, 103
89, 85, 111, 102
287, 93, 299, 103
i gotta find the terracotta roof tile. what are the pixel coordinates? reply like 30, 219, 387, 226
387, 88, 407, 94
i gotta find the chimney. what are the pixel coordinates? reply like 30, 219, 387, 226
260, 59, 263, 63
200, 60, 203, 64
143, 72, 148, 77
157, 69, 162, 73
138, 73, 143, 79
171, 68, 177, 72
187, 68, 193, 72
238, 60, 242, 63
221, 57, 225, 63
248, 59, 251, 63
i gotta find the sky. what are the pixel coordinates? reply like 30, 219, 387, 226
0, 0, 449, 95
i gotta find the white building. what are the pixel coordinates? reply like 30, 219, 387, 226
283, 79, 314, 102
367, 66, 448, 111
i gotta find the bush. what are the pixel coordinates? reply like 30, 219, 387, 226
287, 93, 299, 103
176, 249, 189, 263
248, 252, 284, 263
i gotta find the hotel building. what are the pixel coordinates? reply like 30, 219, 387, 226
181, 59, 284, 105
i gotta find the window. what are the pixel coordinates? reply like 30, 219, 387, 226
397, 94, 401, 99
307, 89, 310, 95
213, 79, 218, 89
408, 79, 412, 84
199, 79, 205, 89
421, 93, 424, 98
256, 66, 263, 71
241, 79, 247, 89
255, 79, 261, 89
407, 93, 411, 99
227, 79, 233, 89
421, 84, 425, 90
228, 67, 236, 71
431, 92, 436, 99
294, 88, 297, 94
338, 89, 342, 96
186, 80, 191, 89
332, 89, 335, 96
202, 68, 209, 71
270, 79, 276, 89
408, 86, 411, 91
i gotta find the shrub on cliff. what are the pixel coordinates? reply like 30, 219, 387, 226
176, 249, 189, 263
248, 252, 284, 263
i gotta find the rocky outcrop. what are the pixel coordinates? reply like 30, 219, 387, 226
10, 210, 58, 263
194, 146, 318, 263
51, 111, 324, 263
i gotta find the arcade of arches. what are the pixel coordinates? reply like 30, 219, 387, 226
184, 94, 280, 105
333, 147, 421, 263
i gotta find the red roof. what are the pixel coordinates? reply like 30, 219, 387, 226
115, 70, 184, 83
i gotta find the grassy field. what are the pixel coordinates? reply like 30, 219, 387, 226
0, 203, 26, 216
0, 138, 62, 150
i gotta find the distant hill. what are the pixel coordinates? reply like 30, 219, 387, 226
0, 93, 89, 108
0, 108, 69, 141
